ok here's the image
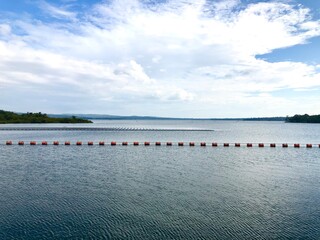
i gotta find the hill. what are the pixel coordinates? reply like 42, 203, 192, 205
286, 114, 320, 123
0, 110, 92, 124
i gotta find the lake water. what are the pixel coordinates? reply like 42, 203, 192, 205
1, 120, 320, 239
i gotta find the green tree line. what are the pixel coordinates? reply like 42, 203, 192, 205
0, 110, 92, 124
286, 114, 320, 123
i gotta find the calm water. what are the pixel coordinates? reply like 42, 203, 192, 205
1, 120, 320, 239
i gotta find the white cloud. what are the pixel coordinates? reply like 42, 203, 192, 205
1, 0, 320, 117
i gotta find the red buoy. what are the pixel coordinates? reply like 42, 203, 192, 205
282, 143, 288, 148
235, 143, 240, 147
247, 143, 252, 147
133, 142, 139, 146
18, 141, 24, 145
155, 142, 161, 146
294, 143, 300, 148
306, 144, 312, 148
111, 141, 117, 146
53, 141, 59, 145
166, 142, 172, 146
65, 141, 71, 145
178, 142, 184, 146
270, 143, 276, 148
144, 142, 150, 146
189, 142, 195, 146
259, 143, 264, 148
30, 141, 36, 145
200, 142, 206, 147
99, 141, 105, 146
88, 141, 93, 145
212, 142, 218, 147
6, 141, 12, 145
42, 141, 48, 145
224, 143, 229, 147
76, 141, 82, 146
122, 142, 128, 146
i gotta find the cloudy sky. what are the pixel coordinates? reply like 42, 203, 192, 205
0, 0, 320, 118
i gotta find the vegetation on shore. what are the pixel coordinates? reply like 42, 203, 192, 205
0, 110, 92, 124
285, 114, 320, 123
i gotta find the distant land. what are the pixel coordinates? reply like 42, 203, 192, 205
0, 110, 92, 124
48, 113, 287, 121
285, 114, 320, 123
2, 110, 319, 123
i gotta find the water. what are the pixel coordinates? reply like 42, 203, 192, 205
1, 120, 320, 239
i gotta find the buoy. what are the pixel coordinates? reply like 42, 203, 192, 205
144, 142, 150, 146
65, 141, 71, 145
88, 141, 93, 145
6, 141, 12, 145
42, 141, 48, 145
53, 141, 59, 145
155, 142, 161, 146
294, 143, 300, 148
111, 141, 117, 146
189, 142, 195, 146
18, 141, 24, 145
122, 142, 128, 146
76, 141, 82, 146
166, 142, 172, 146
224, 143, 229, 147
270, 143, 276, 148
200, 142, 206, 147
306, 144, 312, 148
212, 142, 218, 147
99, 141, 105, 146
178, 142, 184, 146
235, 143, 240, 147
30, 141, 36, 145
247, 143, 252, 147
133, 142, 139, 146
259, 143, 264, 148
282, 143, 288, 148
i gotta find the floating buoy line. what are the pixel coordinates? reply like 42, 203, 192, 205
2, 141, 319, 148
0, 127, 213, 132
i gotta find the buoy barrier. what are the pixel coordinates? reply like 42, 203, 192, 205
3, 141, 320, 148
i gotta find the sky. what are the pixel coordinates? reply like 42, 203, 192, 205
0, 0, 320, 118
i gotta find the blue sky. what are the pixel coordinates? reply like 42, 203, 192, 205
1, 0, 320, 117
